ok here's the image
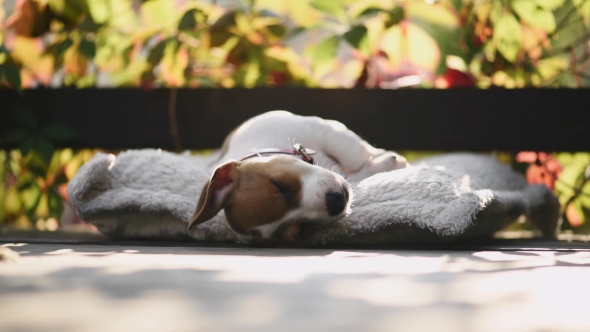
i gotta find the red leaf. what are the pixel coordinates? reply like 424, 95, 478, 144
566, 203, 583, 227
435, 69, 475, 88
58, 183, 69, 202
516, 151, 538, 163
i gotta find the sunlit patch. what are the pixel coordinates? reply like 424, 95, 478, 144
0, 288, 209, 332
372, 307, 463, 332
459, 174, 471, 192
442, 251, 556, 273
1, 243, 28, 247
467, 267, 590, 332
326, 277, 438, 307
556, 252, 590, 265
230, 294, 282, 326
45, 249, 74, 255
473, 251, 556, 262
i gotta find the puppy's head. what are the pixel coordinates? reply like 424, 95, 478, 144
187, 155, 352, 241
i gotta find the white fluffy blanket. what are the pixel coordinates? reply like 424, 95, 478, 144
67, 150, 560, 246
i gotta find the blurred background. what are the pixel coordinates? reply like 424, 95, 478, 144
1, 0, 589, 235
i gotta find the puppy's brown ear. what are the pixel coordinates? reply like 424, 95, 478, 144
188, 161, 239, 230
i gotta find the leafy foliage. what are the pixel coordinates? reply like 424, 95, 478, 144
516, 152, 590, 232
0, 0, 589, 89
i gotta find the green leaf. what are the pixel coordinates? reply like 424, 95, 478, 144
48, 190, 64, 219
4, 186, 22, 216
573, 0, 590, 21
55, 38, 74, 56
40, 123, 77, 142
311, 34, 340, 76
20, 138, 35, 156
1, 64, 22, 90
35, 139, 56, 163
28, 162, 47, 179
209, 10, 238, 47
450, 0, 463, 11
78, 15, 103, 33
5, 129, 28, 143
354, 7, 386, 19
493, 12, 522, 63
512, 0, 556, 33
14, 107, 37, 130
79, 39, 97, 59
385, 7, 405, 27
267, 24, 287, 38
412, 18, 463, 74
243, 46, 262, 87
343, 25, 370, 55
556, 162, 586, 196
21, 182, 42, 213
88, 0, 110, 24
178, 8, 199, 31
48, 0, 89, 22
580, 182, 590, 209
285, 26, 315, 40
310, 0, 347, 22
35, 192, 49, 218
535, 0, 566, 10
17, 180, 35, 191
147, 37, 173, 67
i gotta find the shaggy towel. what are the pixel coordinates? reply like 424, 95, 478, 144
68, 150, 560, 245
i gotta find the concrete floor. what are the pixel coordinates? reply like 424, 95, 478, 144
2, 240, 590, 332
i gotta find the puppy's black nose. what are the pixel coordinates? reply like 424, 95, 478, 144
325, 191, 347, 216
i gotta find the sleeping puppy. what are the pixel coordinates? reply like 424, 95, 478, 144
187, 111, 408, 243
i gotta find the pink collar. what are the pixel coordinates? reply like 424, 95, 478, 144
240, 144, 316, 164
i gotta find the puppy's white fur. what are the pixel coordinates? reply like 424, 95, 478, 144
212, 110, 408, 181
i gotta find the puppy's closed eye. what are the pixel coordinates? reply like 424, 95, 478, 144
270, 179, 293, 200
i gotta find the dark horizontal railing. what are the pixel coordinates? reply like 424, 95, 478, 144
1, 87, 589, 152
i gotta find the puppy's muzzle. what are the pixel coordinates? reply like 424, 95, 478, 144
325, 187, 349, 216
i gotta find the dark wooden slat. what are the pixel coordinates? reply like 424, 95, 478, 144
1, 87, 589, 151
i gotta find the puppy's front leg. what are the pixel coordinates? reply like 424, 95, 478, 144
310, 119, 408, 181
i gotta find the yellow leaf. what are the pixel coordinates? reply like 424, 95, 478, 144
64, 42, 88, 76
348, 0, 393, 19
537, 56, 568, 81
521, 25, 550, 61
0, 1, 5, 24
573, 152, 590, 165
161, 42, 188, 87
88, 0, 110, 24
4, 186, 23, 216
492, 70, 509, 86
365, 13, 387, 53
380, 22, 440, 72
255, 0, 287, 14
406, 0, 458, 27
109, 0, 139, 32
555, 152, 574, 165
11, 36, 54, 85
140, 0, 178, 32
286, 0, 321, 27
474, 1, 492, 23
493, 12, 522, 62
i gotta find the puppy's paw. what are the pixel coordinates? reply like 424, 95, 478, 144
371, 152, 408, 173
347, 152, 408, 182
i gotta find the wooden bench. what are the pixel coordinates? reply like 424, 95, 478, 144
1, 88, 589, 152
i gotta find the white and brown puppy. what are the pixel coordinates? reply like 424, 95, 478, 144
188, 111, 408, 243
